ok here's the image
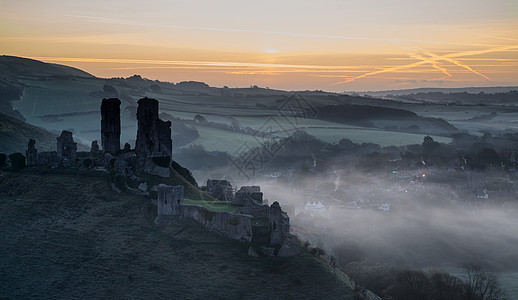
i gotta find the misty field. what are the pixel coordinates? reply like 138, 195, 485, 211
10, 76, 515, 156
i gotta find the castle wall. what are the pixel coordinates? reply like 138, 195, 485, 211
155, 204, 252, 242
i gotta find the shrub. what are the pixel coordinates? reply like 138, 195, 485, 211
0, 153, 6, 166
151, 156, 171, 168
9, 152, 26, 170
113, 174, 127, 191
83, 158, 93, 168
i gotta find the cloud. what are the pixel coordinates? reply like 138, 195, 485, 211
65, 14, 501, 47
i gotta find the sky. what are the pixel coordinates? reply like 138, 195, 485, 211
1, 0, 518, 91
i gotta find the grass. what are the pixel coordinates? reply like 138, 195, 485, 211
0, 168, 355, 299
0, 112, 58, 154
183, 200, 237, 213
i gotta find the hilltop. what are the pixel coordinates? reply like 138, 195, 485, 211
0, 168, 357, 299
0, 55, 94, 78
1, 55, 464, 155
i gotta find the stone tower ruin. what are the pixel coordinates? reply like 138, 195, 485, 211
56, 130, 77, 159
135, 97, 172, 158
101, 98, 121, 154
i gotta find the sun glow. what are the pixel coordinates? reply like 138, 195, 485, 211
1, 0, 517, 91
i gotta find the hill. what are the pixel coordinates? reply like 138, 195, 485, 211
0, 169, 357, 299
0, 112, 58, 154
0, 55, 93, 78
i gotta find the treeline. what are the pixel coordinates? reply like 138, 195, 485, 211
346, 263, 505, 300
401, 90, 518, 105
175, 129, 518, 175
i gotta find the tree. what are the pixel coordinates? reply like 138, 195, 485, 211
422, 136, 440, 155
462, 264, 503, 300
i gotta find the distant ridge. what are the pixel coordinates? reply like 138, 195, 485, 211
0, 55, 94, 78
360, 86, 518, 97
0, 112, 57, 154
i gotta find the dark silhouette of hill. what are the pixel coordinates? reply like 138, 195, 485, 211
0, 55, 93, 78
316, 103, 458, 134
0, 56, 94, 119
318, 103, 417, 122
363, 86, 518, 97
0, 112, 58, 154
0, 169, 357, 299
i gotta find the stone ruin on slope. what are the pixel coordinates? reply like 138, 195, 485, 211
156, 182, 299, 256
135, 97, 172, 158
100, 98, 121, 154
26, 139, 38, 166
206, 179, 234, 201
21, 96, 173, 174
16, 96, 299, 256
56, 130, 77, 160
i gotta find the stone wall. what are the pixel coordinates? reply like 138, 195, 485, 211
235, 204, 269, 219
157, 184, 184, 215
26, 139, 38, 166
233, 186, 263, 206
155, 204, 252, 242
180, 205, 252, 242
207, 179, 234, 201
269, 201, 290, 246
143, 159, 170, 177
56, 130, 77, 160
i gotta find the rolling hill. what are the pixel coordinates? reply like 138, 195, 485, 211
0, 55, 93, 78
0, 168, 358, 299
0, 112, 58, 154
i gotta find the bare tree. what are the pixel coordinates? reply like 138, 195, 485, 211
462, 264, 503, 300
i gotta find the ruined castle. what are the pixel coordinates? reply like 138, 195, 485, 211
22, 97, 298, 257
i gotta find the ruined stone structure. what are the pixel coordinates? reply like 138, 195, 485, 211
269, 201, 290, 246
90, 140, 100, 154
56, 130, 77, 159
157, 184, 184, 215
135, 98, 172, 158
158, 119, 172, 157
100, 98, 121, 154
155, 184, 253, 242
37, 152, 61, 168
179, 206, 253, 242
155, 181, 296, 254
207, 179, 234, 201
26, 139, 38, 166
234, 186, 269, 218
233, 186, 263, 206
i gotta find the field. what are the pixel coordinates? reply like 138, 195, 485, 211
9, 75, 516, 156
183, 200, 237, 213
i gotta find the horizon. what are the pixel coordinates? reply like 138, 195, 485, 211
1, 0, 518, 92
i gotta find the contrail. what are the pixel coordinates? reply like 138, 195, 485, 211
331, 44, 518, 85
330, 60, 431, 85
411, 53, 452, 78
64, 14, 502, 47
29, 56, 375, 74
422, 51, 491, 81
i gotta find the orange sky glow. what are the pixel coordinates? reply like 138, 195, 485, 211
1, 0, 517, 91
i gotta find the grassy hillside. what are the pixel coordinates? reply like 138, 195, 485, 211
0, 112, 58, 154
0, 169, 356, 299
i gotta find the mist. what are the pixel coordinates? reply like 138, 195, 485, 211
243, 172, 518, 272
